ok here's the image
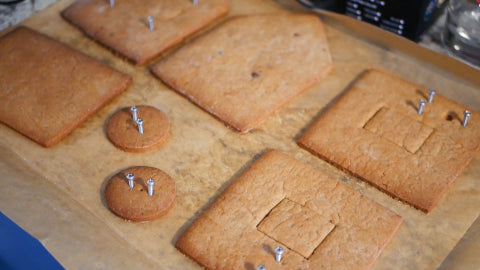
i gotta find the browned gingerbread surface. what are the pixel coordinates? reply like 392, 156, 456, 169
298, 69, 480, 213
152, 14, 333, 133
176, 150, 402, 269
62, 0, 230, 65
106, 105, 170, 152
0, 26, 132, 147
105, 166, 176, 222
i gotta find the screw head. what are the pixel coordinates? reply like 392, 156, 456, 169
274, 246, 284, 255
417, 100, 426, 114
126, 173, 135, 188
465, 110, 471, 117
428, 89, 436, 103
137, 119, 143, 125
257, 265, 266, 270
147, 178, 154, 186
130, 106, 137, 112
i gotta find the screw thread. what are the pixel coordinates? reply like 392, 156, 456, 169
147, 179, 154, 196
463, 111, 471, 127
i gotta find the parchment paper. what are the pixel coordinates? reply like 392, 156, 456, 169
0, 0, 479, 269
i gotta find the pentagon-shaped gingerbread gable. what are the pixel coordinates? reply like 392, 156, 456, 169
152, 15, 333, 132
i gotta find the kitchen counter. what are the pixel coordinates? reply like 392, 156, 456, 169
0, 0, 58, 30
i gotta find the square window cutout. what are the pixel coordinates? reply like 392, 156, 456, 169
257, 199, 335, 258
364, 107, 433, 153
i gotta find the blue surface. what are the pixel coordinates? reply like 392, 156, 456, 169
0, 211, 64, 270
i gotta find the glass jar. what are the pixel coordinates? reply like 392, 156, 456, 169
443, 0, 480, 66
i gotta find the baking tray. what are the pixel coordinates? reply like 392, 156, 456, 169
0, 0, 479, 269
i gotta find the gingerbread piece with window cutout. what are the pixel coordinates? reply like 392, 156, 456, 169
298, 69, 480, 213
176, 150, 402, 269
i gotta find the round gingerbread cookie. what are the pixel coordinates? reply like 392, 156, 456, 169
106, 105, 170, 152
105, 166, 176, 222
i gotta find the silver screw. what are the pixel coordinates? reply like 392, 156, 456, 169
418, 100, 426, 115
136, 119, 144, 134
130, 106, 138, 122
193, 0, 198, 5
274, 246, 284, 262
126, 173, 134, 189
256, 265, 266, 270
110, 0, 114, 7
147, 178, 155, 196
147, 16, 154, 31
428, 89, 436, 103
463, 110, 471, 127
